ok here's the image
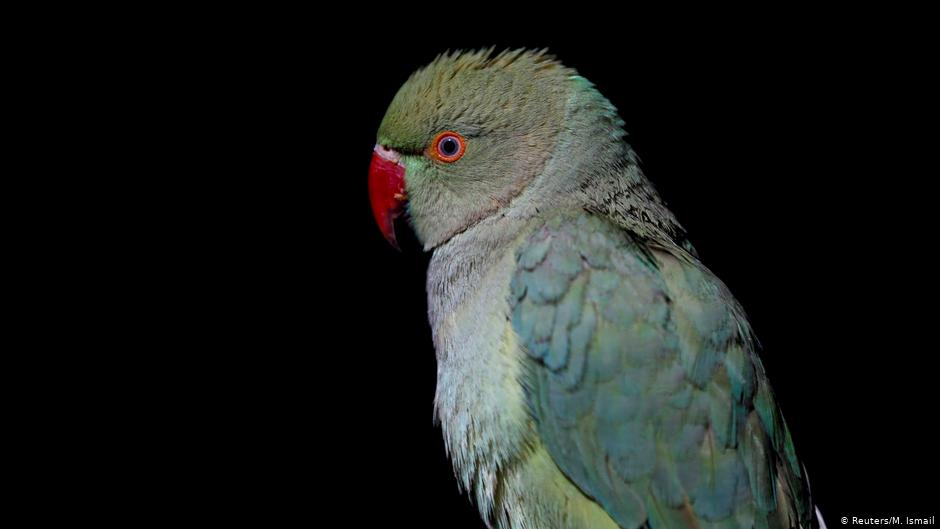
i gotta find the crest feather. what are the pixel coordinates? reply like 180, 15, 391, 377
414, 48, 569, 81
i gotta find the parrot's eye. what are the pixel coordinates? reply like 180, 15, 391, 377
430, 131, 466, 163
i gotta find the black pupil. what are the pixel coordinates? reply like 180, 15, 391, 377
440, 137, 458, 156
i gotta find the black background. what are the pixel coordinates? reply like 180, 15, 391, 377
154, 15, 937, 527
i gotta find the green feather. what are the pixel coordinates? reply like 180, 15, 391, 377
512, 212, 812, 529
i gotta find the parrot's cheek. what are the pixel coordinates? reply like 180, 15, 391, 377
368, 144, 407, 249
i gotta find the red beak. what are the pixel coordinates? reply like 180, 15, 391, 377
368, 144, 407, 249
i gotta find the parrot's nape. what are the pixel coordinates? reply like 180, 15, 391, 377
368, 48, 826, 529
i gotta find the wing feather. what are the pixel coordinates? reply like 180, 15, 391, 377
511, 212, 812, 529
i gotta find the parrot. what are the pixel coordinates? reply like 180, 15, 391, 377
367, 49, 826, 529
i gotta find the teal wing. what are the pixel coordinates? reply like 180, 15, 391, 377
510, 213, 812, 529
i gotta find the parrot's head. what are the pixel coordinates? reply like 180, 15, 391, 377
369, 48, 624, 249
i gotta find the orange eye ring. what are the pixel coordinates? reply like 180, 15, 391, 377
429, 131, 466, 163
